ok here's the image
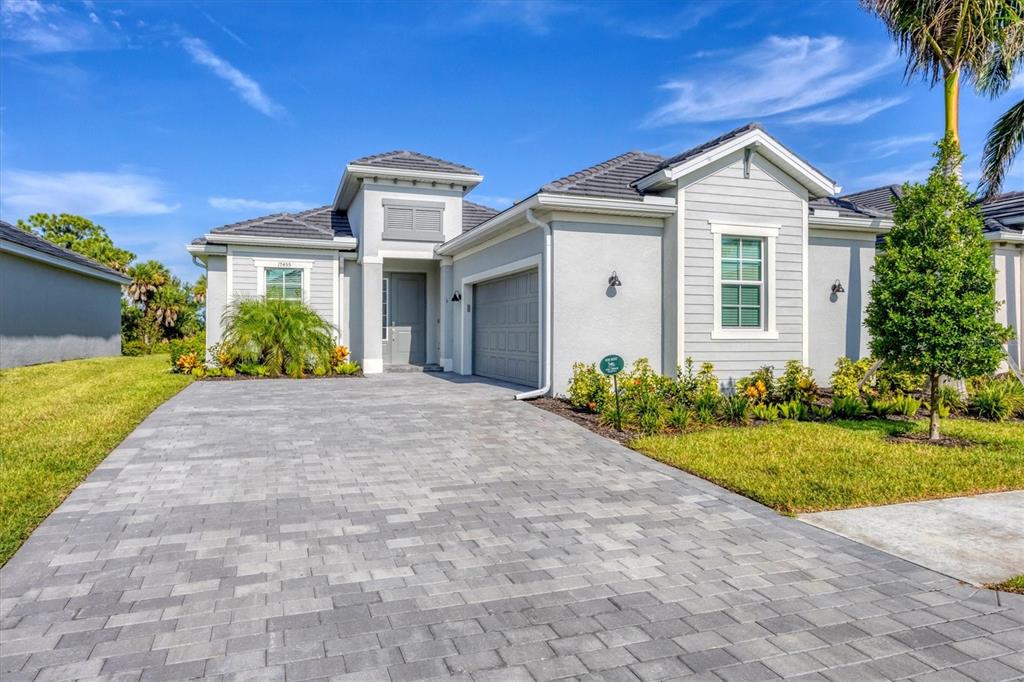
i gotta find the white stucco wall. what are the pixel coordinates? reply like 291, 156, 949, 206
807, 232, 875, 381
204, 254, 227, 351
551, 218, 663, 395
993, 244, 1023, 368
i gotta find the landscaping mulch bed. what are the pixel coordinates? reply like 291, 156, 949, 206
199, 372, 364, 381
529, 397, 637, 445
887, 433, 975, 448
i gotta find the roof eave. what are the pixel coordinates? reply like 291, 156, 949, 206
201, 234, 358, 250
333, 164, 485, 210
985, 230, 1024, 243
633, 128, 839, 198
0, 239, 131, 285
808, 215, 893, 232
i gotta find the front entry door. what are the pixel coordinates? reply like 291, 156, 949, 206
384, 272, 426, 365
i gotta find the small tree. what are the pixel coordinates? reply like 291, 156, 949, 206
17, 213, 135, 272
866, 137, 1012, 440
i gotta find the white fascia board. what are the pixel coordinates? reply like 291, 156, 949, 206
0, 240, 131, 285
435, 192, 676, 256
634, 129, 839, 198
808, 215, 892, 232
186, 243, 228, 256
202, 234, 358, 250
334, 164, 484, 210
985, 230, 1024, 243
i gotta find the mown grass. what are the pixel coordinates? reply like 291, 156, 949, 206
632, 418, 1024, 514
990, 575, 1024, 594
0, 355, 192, 565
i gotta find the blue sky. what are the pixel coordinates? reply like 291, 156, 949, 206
2, 0, 1022, 281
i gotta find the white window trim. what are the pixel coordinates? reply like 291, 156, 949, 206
254, 257, 313, 303
710, 223, 779, 340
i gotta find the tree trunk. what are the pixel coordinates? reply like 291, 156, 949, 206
929, 371, 941, 441
944, 69, 960, 150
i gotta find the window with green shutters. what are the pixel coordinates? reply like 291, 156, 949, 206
720, 236, 762, 328
264, 267, 303, 301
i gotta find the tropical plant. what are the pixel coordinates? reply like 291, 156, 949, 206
236, 361, 270, 377
168, 335, 206, 372
16, 213, 136, 272
222, 298, 336, 377
832, 395, 867, 419
192, 273, 207, 304
937, 383, 966, 414
633, 390, 668, 435
861, 0, 1023, 151
737, 365, 776, 404
970, 376, 1024, 420
867, 396, 897, 418
980, 98, 1024, 196
778, 400, 808, 421
335, 360, 361, 376
175, 352, 201, 374
567, 362, 612, 412
810, 404, 834, 421
831, 357, 876, 398
668, 402, 693, 431
891, 394, 923, 417
865, 139, 1012, 440
722, 395, 750, 424
126, 260, 170, 304
751, 402, 779, 422
779, 361, 818, 404
148, 279, 187, 329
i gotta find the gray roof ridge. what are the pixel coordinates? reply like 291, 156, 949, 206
211, 207, 335, 238
543, 150, 665, 193
350, 150, 479, 175
0, 220, 127, 279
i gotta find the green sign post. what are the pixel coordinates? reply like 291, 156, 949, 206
600, 354, 624, 431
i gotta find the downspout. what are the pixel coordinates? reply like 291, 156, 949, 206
515, 208, 553, 400
191, 254, 206, 269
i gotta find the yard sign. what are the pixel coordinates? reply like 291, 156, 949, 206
600, 354, 624, 431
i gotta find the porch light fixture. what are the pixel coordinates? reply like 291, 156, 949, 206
608, 271, 622, 287
450, 290, 462, 302
831, 279, 845, 294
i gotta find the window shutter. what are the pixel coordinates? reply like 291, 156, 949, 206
385, 206, 415, 232
414, 207, 442, 233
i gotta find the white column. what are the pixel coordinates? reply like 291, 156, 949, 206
361, 256, 384, 374
439, 257, 453, 371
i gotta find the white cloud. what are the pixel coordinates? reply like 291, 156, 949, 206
784, 97, 907, 125
645, 35, 896, 126
867, 134, 936, 158
1, 170, 179, 216
208, 197, 311, 212
202, 11, 247, 47
180, 36, 284, 118
462, 0, 576, 35
1, 0, 116, 53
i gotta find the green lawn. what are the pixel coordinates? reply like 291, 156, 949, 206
0, 355, 192, 565
633, 419, 1024, 514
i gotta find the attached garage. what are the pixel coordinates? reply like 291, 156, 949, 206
472, 269, 539, 387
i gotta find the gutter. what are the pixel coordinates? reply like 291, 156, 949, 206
514, 208, 554, 401
199, 234, 358, 250
985, 230, 1024, 244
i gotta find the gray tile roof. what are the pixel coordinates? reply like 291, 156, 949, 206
541, 151, 666, 201
808, 195, 890, 219
649, 122, 763, 174
196, 206, 353, 245
0, 220, 128, 279
837, 186, 1024, 233
350, 150, 479, 176
462, 200, 500, 232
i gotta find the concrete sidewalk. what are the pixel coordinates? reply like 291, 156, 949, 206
801, 491, 1024, 585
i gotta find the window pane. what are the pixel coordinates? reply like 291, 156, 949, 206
740, 261, 762, 281
267, 283, 284, 299
721, 237, 740, 259
740, 307, 761, 327
740, 285, 760, 306
721, 284, 740, 305
721, 260, 740, 280
741, 239, 762, 260
382, 278, 388, 339
721, 307, 739, 327
266, 268, 302, 301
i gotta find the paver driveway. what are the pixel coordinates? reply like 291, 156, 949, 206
2, 374, 1022, 682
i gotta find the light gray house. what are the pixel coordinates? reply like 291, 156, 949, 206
188, 124, 1023, 395
1, 221, 131, 369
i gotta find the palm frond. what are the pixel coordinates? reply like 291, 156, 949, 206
980, 97, 1024, 197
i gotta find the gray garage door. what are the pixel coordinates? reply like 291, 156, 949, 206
473, 269, 539, 387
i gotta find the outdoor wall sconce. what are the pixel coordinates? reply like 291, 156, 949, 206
450, 290, 462, 302
608, 271, 622, 287
831, 279, 845, 294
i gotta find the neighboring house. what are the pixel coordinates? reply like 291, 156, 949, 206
1, 220, 130, 369
188, 124, 1023, 394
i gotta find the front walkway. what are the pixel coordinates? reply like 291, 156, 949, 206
2, 374, 1022, 682
801, 492, 1024, 586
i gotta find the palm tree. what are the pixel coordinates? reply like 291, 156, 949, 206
192, 274, 207, 305
861, 0, 1022, 148
148, 280, 187, 329
126, 260, 170, 304
222, 298, 336, 377
980, 99, 1024, 196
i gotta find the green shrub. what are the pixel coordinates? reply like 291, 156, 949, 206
222, 367, 236, 378
222, 298, 335, 377
206, 367, 222, 377
891, 394, 922, 417
866, 396, 896, 418
168, 335, 205, 371
875, 365, 924, 398
336, 360, 361, 376
722, 395, 749, 424
970, 378, 1024, 421
667, 402, 693, 431
599, 400, 627, 430
779, 360, 817, 404
122, 340, 149, 357
630, 385, 668, 434
830, 357, 874, 398
236, 362, 270, 377
567, 362, 612, 412
831, 395, 866, 419
751, 402, 779, 422
778, 399, 808, 421
937, 384, 965, 415
810, 404, 833, 421
736, 365, 776, 404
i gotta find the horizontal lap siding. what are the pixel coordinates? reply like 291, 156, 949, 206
683, 154, 806, 385
230, 248, 338, 328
